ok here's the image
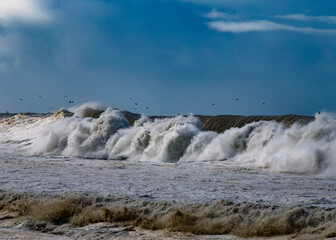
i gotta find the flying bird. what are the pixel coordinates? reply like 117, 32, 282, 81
212, 104, 215, 106
69, 100, 74, 104
135, 103, 138, 105
235, 98, 239, 101
146, 106, 149, 109
134, 108, 137, 111
262, 102, 265, 105
19, 98, 24, 101
317, 110, 321, 114
37, 95, 42, 98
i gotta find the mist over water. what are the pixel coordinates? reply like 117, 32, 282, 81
1, 103, 336, 175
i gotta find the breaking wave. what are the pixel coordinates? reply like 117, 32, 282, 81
1, 103, 336, 175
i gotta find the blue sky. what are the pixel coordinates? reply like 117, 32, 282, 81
0, 0, 336, 116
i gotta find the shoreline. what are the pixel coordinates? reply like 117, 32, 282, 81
0, 190, 334, 239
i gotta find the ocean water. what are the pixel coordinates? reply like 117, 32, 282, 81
0, 103, 336, 239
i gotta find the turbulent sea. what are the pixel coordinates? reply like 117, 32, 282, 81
0, 103, 336, 239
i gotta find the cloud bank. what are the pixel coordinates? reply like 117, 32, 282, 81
277, 14, 336, 24
0, 0, 49, 23
203, 9, 336, 34
208, 20, 336, 34
204, 8, 232, 19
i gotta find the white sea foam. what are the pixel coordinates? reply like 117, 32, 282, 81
69, 101, 106, 117
1, 103, 336, 175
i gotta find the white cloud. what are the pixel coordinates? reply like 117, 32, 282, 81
277, 14, 336, 24
208, 20, 336, 34
0, 0, 49, 23
204, 8, 231, 19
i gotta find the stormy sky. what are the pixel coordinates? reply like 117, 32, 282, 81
1, 0, 336, 116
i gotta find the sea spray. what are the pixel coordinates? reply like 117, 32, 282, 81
30, 107, 129, 158
232, 113, 335, 174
